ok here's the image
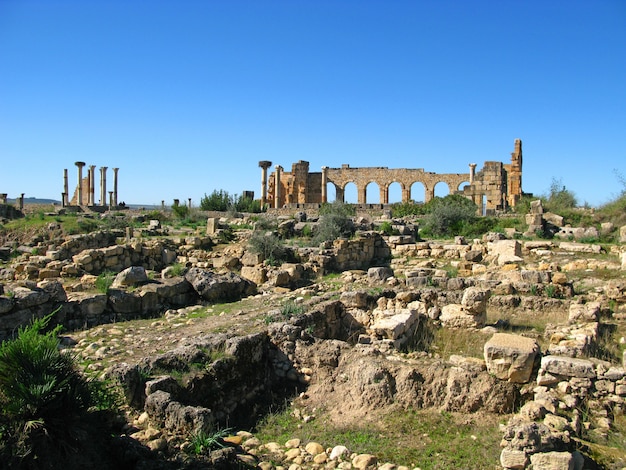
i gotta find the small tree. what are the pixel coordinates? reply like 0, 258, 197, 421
313, 201, 355, 244
200, 190, 231, 211
544, 178, 577, 212
0, 313, 93, 464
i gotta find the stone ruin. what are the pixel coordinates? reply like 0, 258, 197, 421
262, 138, 525, 215
64, 162, 121, 210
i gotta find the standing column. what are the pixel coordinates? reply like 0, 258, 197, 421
112, 168, 119, 206
258, 161, 272, 207
321, 166, 328, 203
100, 167, 108, 206
88, 165, 96, 206
63, 169, 69, 207
109, 191, 114, 209
19, 193, 25, 211
469, 163, 477, 184
274, 165, 282, 209
75, 162, 85, 206
380, 185, 388, 205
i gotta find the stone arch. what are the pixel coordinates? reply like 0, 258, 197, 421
457, 180, 471, 191
434, 181, 450, 198
365, 181, 380, 204
388, 181, 403, 204
410, 181, 426, 203
326, 182, 337, 203
343, 182, 358, 204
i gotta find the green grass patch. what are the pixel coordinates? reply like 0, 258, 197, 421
255, 406, 505, 469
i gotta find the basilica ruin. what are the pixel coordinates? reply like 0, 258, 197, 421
261, 138, 524, 215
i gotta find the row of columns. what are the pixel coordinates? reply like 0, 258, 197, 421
64, 162, 119, 207
262, 162, 478, 207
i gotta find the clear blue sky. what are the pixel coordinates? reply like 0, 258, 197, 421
1, 0, 625, 207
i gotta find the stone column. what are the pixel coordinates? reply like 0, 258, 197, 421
274, 165, 282, 209
112, 168, 119, 206
424, 184, 434, 203
100, 167, 108, 206
358, 185, 366, 205
469, 163, 477, 184
380, 185, 388, 205
188, 198, 192, 209
402, 185, 411, 203
19, 193, 25, 211
109, 191, 114, 209
336, 185, 344, 203
75, 162, 85, 206
63, 169, 69, 207
321, 166, 328, 203
88, 165, 96, 206
258, 160, 272, 207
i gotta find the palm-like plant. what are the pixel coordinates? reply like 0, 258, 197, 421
0, 313, 92, 465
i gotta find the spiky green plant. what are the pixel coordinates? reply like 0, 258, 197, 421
0, 313, 93, 464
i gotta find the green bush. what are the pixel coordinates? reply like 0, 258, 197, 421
313, 202, 355, 244
390, 201, 427, 218
421, 195, 478, 238
171, 203, 189, 219
248, 231, 287, 264
200, 190, 231, 211
0, 313, 93, 465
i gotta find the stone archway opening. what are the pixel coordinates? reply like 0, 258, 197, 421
434, 181, 450, 198
365, 182, 380, 204
388, 182, 402, 204
344, 182, 358, 204
410, 182, 426, 203
457, 180, 471, 192
326, 182, 337, 203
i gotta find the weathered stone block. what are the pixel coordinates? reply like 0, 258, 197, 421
484, 333, 540, 383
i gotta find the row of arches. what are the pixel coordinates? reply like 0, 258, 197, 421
326, 180, 470, 204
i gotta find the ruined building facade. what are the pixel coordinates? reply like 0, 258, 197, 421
261, 139, 524, 215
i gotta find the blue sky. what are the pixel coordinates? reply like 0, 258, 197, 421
1, 0, 625, 207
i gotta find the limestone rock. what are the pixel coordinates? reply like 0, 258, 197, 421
529, 451, 582, 470
112, 266, 148, 287
568, 301, 600, 323
185, 267, 256, 301
440, 303, 486, 329
500, 448, 528, 469
368, 266, 393, 283
484, 333, 540, 383
539, 356, 596, 380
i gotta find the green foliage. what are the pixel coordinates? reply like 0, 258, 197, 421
169, 262, 186, 277
379, 221, 399, 236
0, 313, 94, 464
200, 190, 231, 212
233, 194, 263, 213
248, 231, 286, 264
171, 203, 190, 219
420, 195, 479, 238
200, 190, 265, 213
390, 201, 427, 217
280, 300, 304, 319
188, 427, 232, 455
95, 271, 115, 294
313, 201, 355, 244
543, 177, 578, 212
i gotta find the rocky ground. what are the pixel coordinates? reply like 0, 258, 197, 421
1, 207, 626, 469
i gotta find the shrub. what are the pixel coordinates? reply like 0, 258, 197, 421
95, 271, 115, 294
0, 313, 93, 465
248, 231, 286, 264
313, 202, 355, 244
391, 201, 427, 217
421, 195, 478, 238
200, 190, 231, 212
171, 203, 189, 219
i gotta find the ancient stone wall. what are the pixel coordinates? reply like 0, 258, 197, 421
264, 139, 525, 214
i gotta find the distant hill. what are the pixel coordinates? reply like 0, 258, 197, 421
6, 197, 62, 205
